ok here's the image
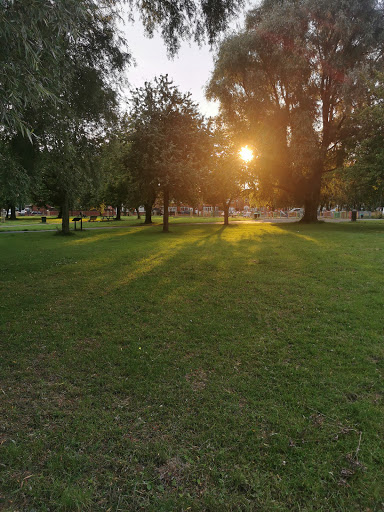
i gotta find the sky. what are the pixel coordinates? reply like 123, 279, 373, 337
118, 2, 254, 117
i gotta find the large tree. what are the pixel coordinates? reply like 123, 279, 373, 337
207, 0, 384, 222
9, 1, 129, 233
128, 75, 210, 232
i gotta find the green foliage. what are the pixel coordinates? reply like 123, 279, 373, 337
0, 0, 91, 136
98, 123, 144, 211
1, 0, 130, 232
339, 74, 384, 208
129, 0, 245, 54
0, 141, 30, 209
128, 75, 211, 214
1, 0, 243, 135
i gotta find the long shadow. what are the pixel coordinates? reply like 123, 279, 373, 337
7, 220, 384, 322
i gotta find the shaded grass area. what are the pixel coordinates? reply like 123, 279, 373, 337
1, 222, 384, 511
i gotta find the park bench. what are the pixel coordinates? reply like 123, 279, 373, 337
89, 214, 98, 222
101, 213, 114, 221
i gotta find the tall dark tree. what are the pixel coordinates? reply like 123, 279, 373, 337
128, 76, 210, 232
207, 0, 384, 222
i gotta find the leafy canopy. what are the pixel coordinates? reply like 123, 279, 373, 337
0, 0, 129, 137
128, 0, 245, 54
128, 75, 210, 202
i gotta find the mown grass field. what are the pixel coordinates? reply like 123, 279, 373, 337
0, 215, 252, 233
1, 221, 383, 511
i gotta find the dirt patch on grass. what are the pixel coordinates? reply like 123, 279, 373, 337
185, 369, 208, 391
157, 456, 189, 486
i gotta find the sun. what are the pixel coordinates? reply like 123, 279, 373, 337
239, 145, 254, 163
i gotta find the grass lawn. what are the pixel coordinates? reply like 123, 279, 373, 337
0, 215, 252, 233
1, 222, 383, 511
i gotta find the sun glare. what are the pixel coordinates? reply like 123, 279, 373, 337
239, 146, 254, 163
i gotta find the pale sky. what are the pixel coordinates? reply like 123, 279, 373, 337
118, 2, 254, 118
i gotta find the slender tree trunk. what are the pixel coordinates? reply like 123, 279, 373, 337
116, 205, 121, 221
136, 207, 141, 220
144, 203, 153, 224
223, 203, 230, 226
61, 194, 70, 234
163, 187, 169, 233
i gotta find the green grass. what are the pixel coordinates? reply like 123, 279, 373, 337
0, 215, 251, 232
1, 222, 383, 511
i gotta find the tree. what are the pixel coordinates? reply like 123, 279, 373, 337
339, 74, 384, 209
128, 75, 210, 232
205, 123, 247, 225
1, 1, 130, 234
18, 1, 130, 234
99, 129, 150, 221
207, 0, 384, 222
0, 141, 31, 218
2, 0, 242, 228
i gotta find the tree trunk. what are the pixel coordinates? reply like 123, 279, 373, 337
144, 203, 153, 224
116, 205, 121, 221
300, 166, 322, 223
163, 187, 169, 233
301, 198, 319, 223
61, 194, 70, 234
223, 203, 230, 225
10, 204, 16, 220
136, 207, 141, 220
